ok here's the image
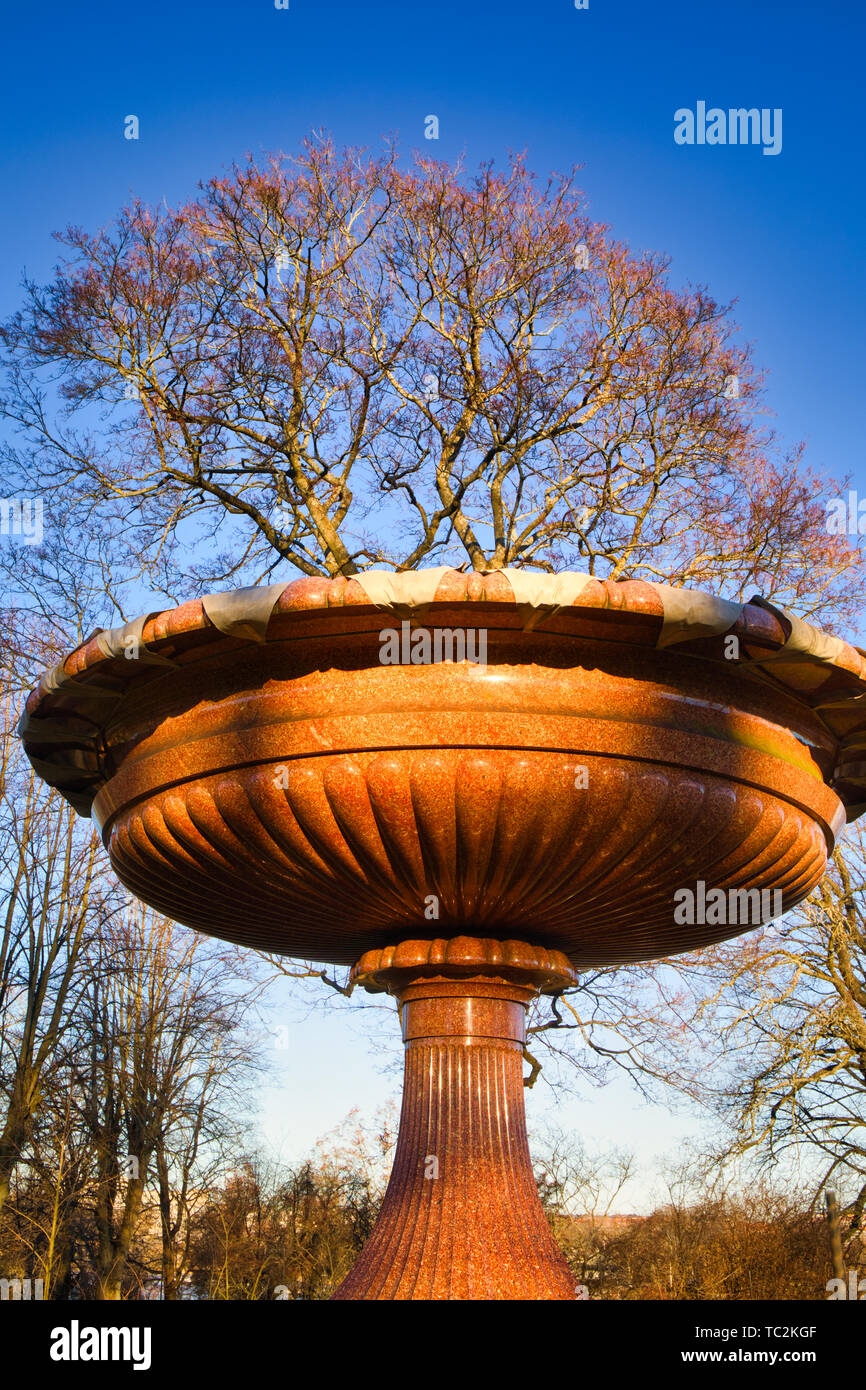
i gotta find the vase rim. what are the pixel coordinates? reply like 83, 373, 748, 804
17, 568, 866, 823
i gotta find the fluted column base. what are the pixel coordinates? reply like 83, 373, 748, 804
333, 939, 578, 1301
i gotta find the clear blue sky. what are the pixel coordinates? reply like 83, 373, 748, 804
2, 0, 862, 1206
2, 0, 863, 492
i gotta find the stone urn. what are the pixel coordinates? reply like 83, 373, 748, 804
19, 568, 866, 1299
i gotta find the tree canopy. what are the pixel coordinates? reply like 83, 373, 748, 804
1, 136, 859, 629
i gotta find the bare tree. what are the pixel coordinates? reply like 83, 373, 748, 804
0, 138, 859, 624
0, 685, 101, 1215
74, 903, 258, 1299
674, 826, 866, 1261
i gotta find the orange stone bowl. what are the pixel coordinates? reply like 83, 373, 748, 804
20, 572, 857, 969
20, 570, 866, 1299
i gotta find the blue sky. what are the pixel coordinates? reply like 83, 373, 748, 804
2, 0, 863, 492
2, 0, 862, 1207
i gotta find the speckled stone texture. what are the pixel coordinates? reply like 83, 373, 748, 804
27, 602, 843, 966
17, 571, 866, 1300
334, 939, 578, 1300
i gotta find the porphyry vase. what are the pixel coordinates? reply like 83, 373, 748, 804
18, 569, 866, 1299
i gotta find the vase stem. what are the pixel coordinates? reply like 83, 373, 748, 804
334, 965, 577, 1301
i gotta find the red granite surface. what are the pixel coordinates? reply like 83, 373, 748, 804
62, 613, 839, 967
335, 940, 578, 1300
17, 572, 864, 1300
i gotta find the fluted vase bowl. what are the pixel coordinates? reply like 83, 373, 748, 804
20, 569, 866, 1299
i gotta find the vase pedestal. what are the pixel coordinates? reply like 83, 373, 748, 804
333, 939, 578, 1301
